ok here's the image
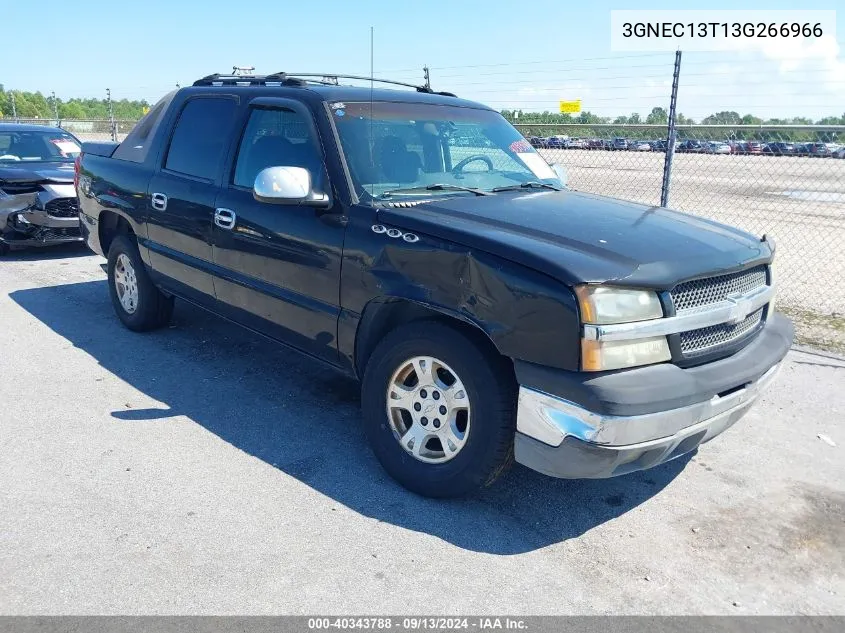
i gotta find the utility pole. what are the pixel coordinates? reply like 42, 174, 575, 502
106, 88, 116, 142
10, 92, 16, 120
423, 66, 431, 90
660, 50, 682, 208
51, 91, 59, 121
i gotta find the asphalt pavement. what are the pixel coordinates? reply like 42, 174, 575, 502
1, 245, 843, 614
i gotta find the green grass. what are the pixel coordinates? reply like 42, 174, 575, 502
779, 306, 845, 355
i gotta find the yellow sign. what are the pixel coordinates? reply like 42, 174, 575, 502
559, 100, 581, 114
142, 106, 150, 115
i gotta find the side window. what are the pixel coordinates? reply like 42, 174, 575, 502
164, 97, 238, 180
233, 107, 325, 189
112, 90, 176, 163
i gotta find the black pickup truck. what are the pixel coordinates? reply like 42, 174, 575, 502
76, 72, 793, 498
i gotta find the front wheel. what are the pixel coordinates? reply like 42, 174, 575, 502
361, 321, 517, 498
107, 234, 173, 331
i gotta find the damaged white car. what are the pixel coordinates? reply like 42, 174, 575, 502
0, 124, 83, 255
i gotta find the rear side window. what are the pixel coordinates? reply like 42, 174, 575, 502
113, 90, 176, 163
164, 97, 238, 180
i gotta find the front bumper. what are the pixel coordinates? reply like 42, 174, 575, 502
0, 187, 82, 248
514, 313, 793, 479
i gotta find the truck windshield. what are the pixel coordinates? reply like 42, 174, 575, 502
0, 130, 81, 163
329, 101, 563, 199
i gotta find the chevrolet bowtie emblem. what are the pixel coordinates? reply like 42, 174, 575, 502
726, 294, 753, 325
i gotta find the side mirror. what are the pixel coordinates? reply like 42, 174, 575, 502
551, 163, 568, 188
253, 166, 330, 207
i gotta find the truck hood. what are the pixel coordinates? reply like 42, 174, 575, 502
0, 163, 75, 185
377, 190, 772, 288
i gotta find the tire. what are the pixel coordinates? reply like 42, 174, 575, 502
107, 234, 173, 331
361, 320, 517, 498
0, 242, 9, 256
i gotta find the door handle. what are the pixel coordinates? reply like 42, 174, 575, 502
214, 207, 237, 230
151, 192, 168, 211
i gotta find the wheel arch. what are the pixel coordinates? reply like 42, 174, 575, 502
97, 210, 137, 255
353, 296, 505, 380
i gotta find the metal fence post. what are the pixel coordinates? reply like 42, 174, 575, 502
660, 49, 682, 208
10, 92, 16, 121
106, 88, 116, 142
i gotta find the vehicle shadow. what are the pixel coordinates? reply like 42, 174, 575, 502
2, 242, 91, 261
10, 279, 692, 555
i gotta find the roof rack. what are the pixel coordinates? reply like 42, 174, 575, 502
191, 72, 457, 97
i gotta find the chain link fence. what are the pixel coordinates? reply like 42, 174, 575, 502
515, 123, 845, 344
3, 117, 135, 142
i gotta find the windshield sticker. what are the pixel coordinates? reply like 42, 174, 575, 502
50, 139, 81, 157
330, 102, 346, 110
509, 139, 533, 153
517, 152, 556, 180
334, 109, 346, 117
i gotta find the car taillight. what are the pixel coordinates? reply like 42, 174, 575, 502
74, 153, 82, 190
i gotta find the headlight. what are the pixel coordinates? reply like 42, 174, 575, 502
581, 336, 671, 372
576, 285, 670, 371
575, 285, 664, 324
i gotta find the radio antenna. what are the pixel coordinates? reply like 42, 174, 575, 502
369, 26, 374, 198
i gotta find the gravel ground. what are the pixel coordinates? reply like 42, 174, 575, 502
0, 247, 843, 615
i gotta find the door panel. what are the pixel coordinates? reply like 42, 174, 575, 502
143, 95, 239, 305
212, 189, 345, 364
145, 172, 217, 301
211, 102, 345, 364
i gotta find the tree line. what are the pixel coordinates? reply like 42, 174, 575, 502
0, 86, 150, 120
503, 108, 845, 142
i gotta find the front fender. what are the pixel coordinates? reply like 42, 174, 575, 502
351, 236, 581, 372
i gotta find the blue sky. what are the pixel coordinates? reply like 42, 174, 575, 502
3, 0, 844, 120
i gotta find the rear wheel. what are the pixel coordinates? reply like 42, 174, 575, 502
361, 321, 517, 498
107, 234, 173, 331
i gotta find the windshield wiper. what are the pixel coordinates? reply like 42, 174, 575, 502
381, 183, 491, 197
490, 181, 562, 193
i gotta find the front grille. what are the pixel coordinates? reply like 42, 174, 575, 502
36, 226, 81, 241
671, 266, 767, 312
671, 265, 769, 358
679, 308, 764, 355
44, 197, 80, 218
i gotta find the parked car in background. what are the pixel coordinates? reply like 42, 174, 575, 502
804, 142, 833, 157
630, 140, 652, 151
706, 142, 731, 155
677, 139, 706, 153
833, 146, 845, 159
729, 141, 748, 155
762, 142, 796, 156
74, 71, 792, 497
545, 136, 567, 149
745, 141, 764, 155
586, 138, 604, 150
649, 139, 668, 152
569, 138, 587, 149
610, 137, 628, 151
528, 136, 546, 149
0, 123, 84, 255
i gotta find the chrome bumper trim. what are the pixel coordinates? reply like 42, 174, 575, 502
583, 284, 775, 342
516, 361, 781, 448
